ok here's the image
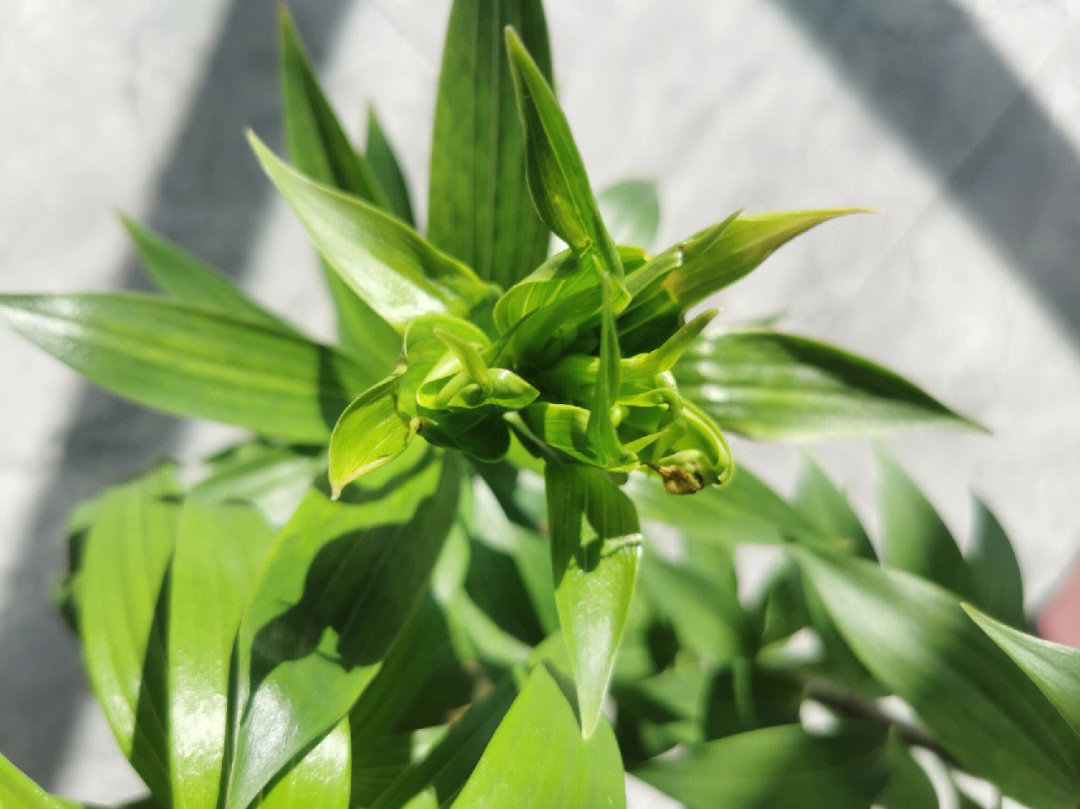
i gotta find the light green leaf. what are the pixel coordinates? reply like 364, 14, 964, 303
249, 134, 494, 329
121, 215, 293, 332
662, 208, 865, 307
0, 750, 81, 809
675, 329, 974, 440
278, 8, 401, 365
586, 274, 628, 466
635, 722, 890, 809
0, 293, 376, 442
78, 465, 181, 802
964, 604, 1080, 736
224, 446, 460, 809
792, 547, 1080, 809
504, 27, 621, 281
259, 720, 350, 809
429, 0, 551, 289
967, 499, 1025, 629
793, 456, 875, 559
877, 452, 975, 599
366, 107, 415, 226
545, 464, 642, 737
448, 666, 626, 808
597, 180, 660, 248
329, 375, 414, 498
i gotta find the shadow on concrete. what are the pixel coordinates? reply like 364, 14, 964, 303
772, 0, 1080, 340
0, 0, 354, 788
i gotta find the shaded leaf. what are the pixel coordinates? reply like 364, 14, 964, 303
366, 107, 415, 226
675, 329, 974, 441
429, 0, 551, 289
598, 180, 660, 248
0, 293, 375, 442
793, 456, 875, 559
967, 498, 1025, 628
874, 743, 939, 809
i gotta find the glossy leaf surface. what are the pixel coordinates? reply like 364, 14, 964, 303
329, 376, 414, 498
0, 752, 78, 809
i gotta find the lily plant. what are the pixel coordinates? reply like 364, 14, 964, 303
4, 2, 1080, 809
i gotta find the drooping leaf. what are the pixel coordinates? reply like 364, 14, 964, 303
224, 446, 460, 809
504, 27, 622, 281
0, 750, 82, 809
877, 452, 975, 600
967, 498, 1025, 628
964, 604, 1080, 736
792, 456, 875, 559
249, 134, 495, 329
597, 180, 661, 248
792, 547, 1080, 809
545, 464, 642, 737
661, 209, 865, 307
635, 721, 890, 809
366, 107, 415, 226
675, 329, 975, 441
278, 8, 401, 365
0, 294, 376, 442
429, 0, 551, 289
121, 215, 293, 332
329, 375, 414, 498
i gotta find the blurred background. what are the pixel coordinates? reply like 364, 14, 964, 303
2, 0, 1079, 804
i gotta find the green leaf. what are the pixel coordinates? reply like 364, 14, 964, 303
675, 329, 974, 440
793, 456, 875, 559
329, 375, 414, 498
224, 446, 460, 809
0, 750, 81, 809
792, 547, 1080, 809
597, 180, 660, 248
259, 720, 350, 809
964, 604, 1080, 736
504, 27, 621, 281
428, 0, 551, 289
635, 721, 890, 809
366, 107, 415, 226
877, 452, 975, 599
121, 216, 293, 332
249, 134, 494, 330
0, 293, 376, 442
166, 501, 275, 809
586, 274, 628, 466
662, 209, 865, 307
278, 8, 401, 364
967, 498, 1025, 628
78, 465, 181, 802
448, 666, 626, 808
871, 743, 939, 809
545, 464, 642, 737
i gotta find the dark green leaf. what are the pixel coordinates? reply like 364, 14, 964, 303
545, 464, 642, 737
428, 0, 551, 289
874, 743, 939, 809
249, 134, 495, 329
635, 721, 890, 809
792, 547, 1080, 809
0, 293, 376, 442
675, 329, 975, 440
504, 27, 621, 281
967, 498, 1025, 628
793, 456, 875, 559
597, 180, 660, 248
366, 107, 415, 226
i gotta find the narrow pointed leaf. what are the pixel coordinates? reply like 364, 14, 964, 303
122, 216, 293, 332
329, 376, 414, 498
0, 751, 78, 809
366, 107, 415, 225
635, 722, 890, 809
504, 27, 621, 280
964, 604, 1080, 736
586, 274, 627, 465
967, 499, 1025, 628
279, 8, 400, 364
675, 329, 974, 440
662, 209, 865, 307
0, 293, 376, 442
597, 180, 660, 248
224, 447, 460, 809
878, 452, 975, 599
429, 0, 551, 289
249, 134, 494, 329
792, 547, 1080, 809
545, 464, 642, 737
793, 456, 875, 559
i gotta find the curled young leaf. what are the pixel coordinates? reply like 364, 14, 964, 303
329, 376, 414, 498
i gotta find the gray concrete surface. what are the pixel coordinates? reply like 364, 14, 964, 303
3, 1, 1080, 805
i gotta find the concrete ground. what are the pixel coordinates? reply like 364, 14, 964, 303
3, 1, 1080, 805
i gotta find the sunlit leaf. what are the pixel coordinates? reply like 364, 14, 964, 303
329, 375, 414, 498
0, 750, 82, 809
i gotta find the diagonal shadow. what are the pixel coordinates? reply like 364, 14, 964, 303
771, 0, 1080, 341
0, 0, 354, 788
